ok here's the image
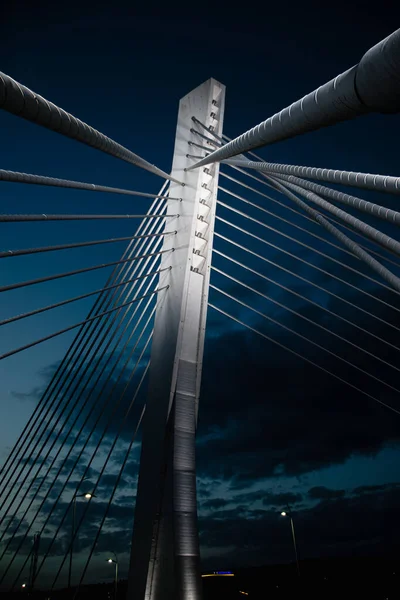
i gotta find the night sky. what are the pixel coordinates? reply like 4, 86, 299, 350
1, 1, 400, 589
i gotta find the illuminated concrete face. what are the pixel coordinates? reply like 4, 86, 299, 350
127, 79, 225, 600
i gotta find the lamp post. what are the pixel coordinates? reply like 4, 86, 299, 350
106, 551, 119, 600
68, 489, 96, 589
280, 508, 300, 577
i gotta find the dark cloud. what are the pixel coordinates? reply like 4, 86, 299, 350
199, 482, 400, 568
308, 486, 346, 500
201, 498, 228, 511
352, 482, 400, 496
262, 492, 302, 507
197, 279, 400, 488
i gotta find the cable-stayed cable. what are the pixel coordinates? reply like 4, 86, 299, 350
0, 71, 182, 183
266, 176, 400, 293
0, 233, 165, 511
270, 171, 400, 226
0, 256, 163, 524
217, 200, 400, 303
219, 169, 400, 270
268, 177, 400, 258
211, 261, 400, 384
0, 168, 181, 200
213, 232, 400, 354
208, 303, 400, 417
0, 283, 162, 546
2, 303, 156, 581
225, 158, 400, 195
0, 187, 168, 492
0, 247, 171, 293
0, 230, 175, 260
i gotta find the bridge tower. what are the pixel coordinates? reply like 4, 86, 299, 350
127, 79, 225, 600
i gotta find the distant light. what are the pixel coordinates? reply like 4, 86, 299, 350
239, 592, 249, 596
84, 493, 92, 499
108, 558, 113, 563
201, 572, 235, 578
281, 511, 287, 517
215, 571, 232, 575
21, 584, 26, 588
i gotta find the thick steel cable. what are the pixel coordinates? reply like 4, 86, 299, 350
225, 158, 400, 196
0, 267, 169, 327
74, 396, 148, 592
191, 117, 225, 143
211, 269, 400, 382
190, 128, 220, 147
322, 211, 400, 269
2, 304, 156, 580
0, 212, 173, 222
217, 200, 400, 305
0, 168, 182, 200
0, 262, 162, 517
212, 259, 400, 385
188, 141, 216, 153
189, 29, 400, 168
0, 230, 175, 259
270, 171, 400, 227
208, 304, 400, 417
269, 177, 400, 258
0, 71, 182, 184
267, 176, 400, 293
214, 230, 400, 354
0, 189, 168, 491
222, 131, 400, 268
219, 169, 400, 270
186, 153, 209, 161
0, 247, 172, 293
0, 276, 159, 541
218, 184, 359, 261
222, 130, 400, 238
50, 338, 153, 590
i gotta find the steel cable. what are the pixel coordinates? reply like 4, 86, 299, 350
0, 189, 168, 492
214, 228, 400, 353
208, 303, 400, 417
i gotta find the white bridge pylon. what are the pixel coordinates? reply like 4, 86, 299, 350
127, 79, 225, 600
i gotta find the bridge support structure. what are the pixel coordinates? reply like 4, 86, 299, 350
127, 78, 225, 600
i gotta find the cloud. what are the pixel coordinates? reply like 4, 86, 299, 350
198, 482, 400, 568
308, 486, 346, 500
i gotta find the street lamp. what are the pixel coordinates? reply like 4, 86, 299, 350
280, 507, 300, 577
68, 489, 96, 589
106, 551, 119, 600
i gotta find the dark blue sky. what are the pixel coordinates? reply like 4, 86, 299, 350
1, 1, 400, 589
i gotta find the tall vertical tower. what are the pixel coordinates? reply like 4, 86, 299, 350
127, 79, 225, 600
